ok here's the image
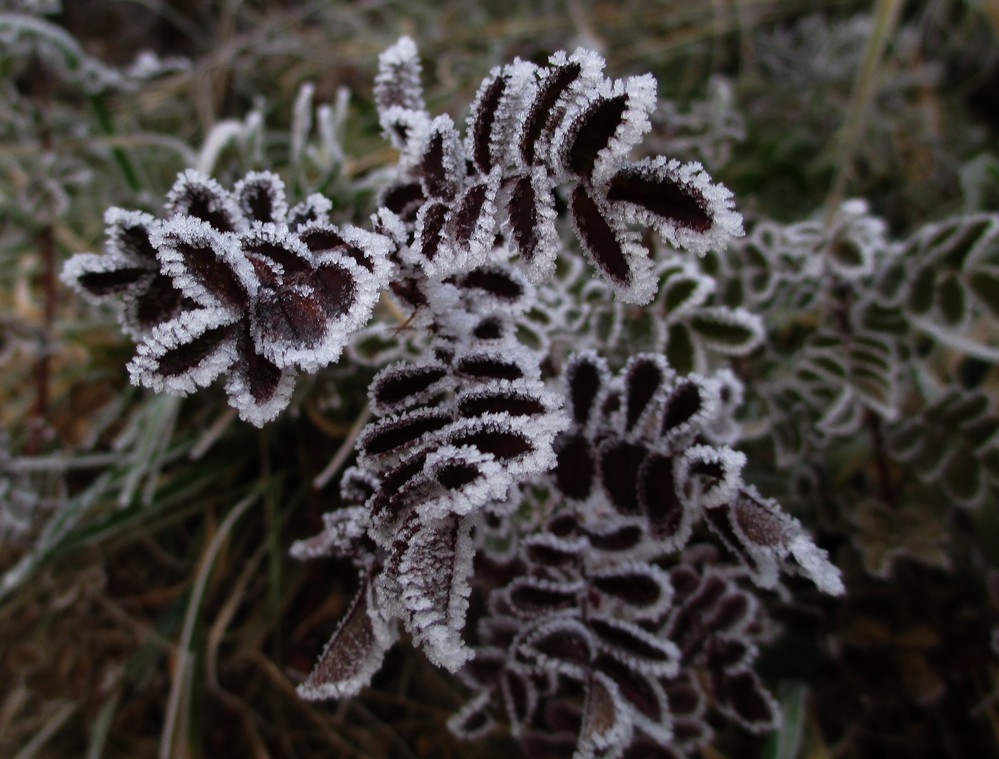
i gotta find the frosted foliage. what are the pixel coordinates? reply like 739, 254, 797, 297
0, 11, 185, 93
545, 351, 840, 590
608, 158, 744, 255
61, 207, 186, 339
713, 205, 999, 484
289, 506, 367, 561
64, 168, 392, 426
297, 581, 397, 701
449, 348, 815, 757
375, 36, 425, 115
128, 308, 238, 395
234, 171, 289, 224
397, 515, 476, 670
57, 35, 863, 758
288, 193, 332, 229
550, 73, 657, 183
785, 199, 885, 280
577, 673, 633, 759
292, 238, 570, 695
373, 38, 743, 304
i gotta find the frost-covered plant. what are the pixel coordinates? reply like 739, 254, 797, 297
55, 33, 850, 759
704, 198, 999, 582
53, 25, 999, 759
2, 2, 998, 756
63, 170, 391, 425
444, 353, 839, 758
373, 37, 742, 304
46, 24, 999, 758
0, 5, 187, 94
272, 39, 839, 759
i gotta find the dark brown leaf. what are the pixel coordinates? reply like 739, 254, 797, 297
624, 357, 664, 432
507, 578, 581, 615
472, 74, 509, 172
524, 620, 596, 669
372, 364, 448, 408
157, 323, 233, 377
242, 343, 285, 402
661, 381, 702, 436
310, 263, 357, 319
382, 182, 425, 221
520, 62, 582, 165
133, 274, 185, 329
458, 392, 547, 418
244, 240, 310, 276
565, 95, 627, 179
572, 186, 631, 287
584, 524, 643, 552
421, 128, 457, 199
554, 432, 594, 500
638, 453, 683, 541
77, 267, 150, 295
173, 186, 236, 232
507, 174, 540, 264
457, 268, 524, 301
174, 239, 246, 307
716, 669, 777, 730
456, 355, 524, 381
595, 654, 664, 721
449, 427, 533, 460
567, 354, 603, 427
589, 616, 676, 667
450, 183, 490, 247
299, 582, 390, 700
360, 410, 452, 457
436, 461, 483, 490
592, 571, 665, 610
418, 202, 450, 262
254, 287, 327, 345
599, 440, 648, 515
239, 180, 277, 222
119, 223, 157, 261
607, 165, 711, 233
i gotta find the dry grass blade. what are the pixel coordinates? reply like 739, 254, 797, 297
159, 490, 258, 759
824, 0, 904, 224
313, 404, 372, 489
11, 700, 77, 759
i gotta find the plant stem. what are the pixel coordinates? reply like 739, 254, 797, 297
824, 0, 903, 224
